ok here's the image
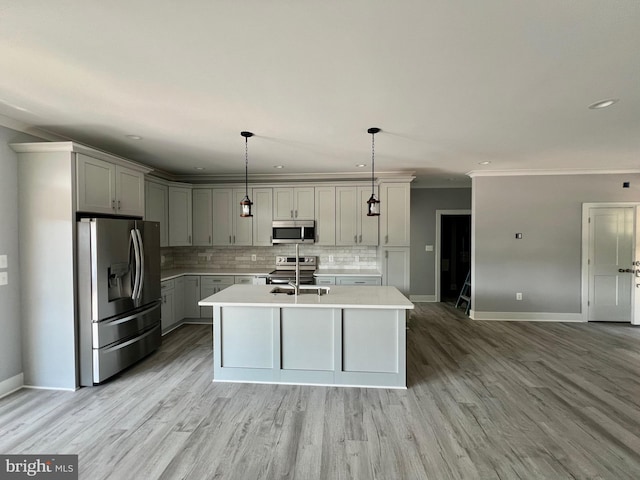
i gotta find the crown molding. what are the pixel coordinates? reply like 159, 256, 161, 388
0, 114, 66, 141
172, 171, 416, 185
467, 168, 640, 178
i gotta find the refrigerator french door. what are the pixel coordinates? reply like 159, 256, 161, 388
78, 218, 162, 386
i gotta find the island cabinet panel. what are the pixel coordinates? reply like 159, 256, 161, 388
342, 309, 398, 373
220, 307, 274, 369
281, 308, 334, 371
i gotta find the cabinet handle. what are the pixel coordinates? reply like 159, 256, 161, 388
295, 209, 298, 218
233, 235, 236, 243
354, 235, 357, 243
290, 210, 293, 219
209, 235, 211, 243
229, 235, 232, 244
188, 235, 191, 244
385, 235, 389, 244
359, 234, 362, 243
269, 235, 272, 242
118, 200, 121, 210
112, 200, 116, 210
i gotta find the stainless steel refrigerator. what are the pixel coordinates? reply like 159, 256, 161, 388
77, 218, 162, 386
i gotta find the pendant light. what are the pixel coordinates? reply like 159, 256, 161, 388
366, 127, 381, 216
240, 131, 254, 217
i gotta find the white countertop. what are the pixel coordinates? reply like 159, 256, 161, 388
198, 284, 414, 310
313, 269, 382, 277
161, 268, 270, 281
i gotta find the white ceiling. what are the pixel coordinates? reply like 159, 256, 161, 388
0, 1, 638, 187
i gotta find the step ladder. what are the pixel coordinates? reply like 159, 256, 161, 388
455, 271, 471, 315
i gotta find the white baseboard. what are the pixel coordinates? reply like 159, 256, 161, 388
470, 310, 584, 322
183, 320, 213, 325
409, 295, 436, 302
22, 385, 78, 392
0, 373, 23, 399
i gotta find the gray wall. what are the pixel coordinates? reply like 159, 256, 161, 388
410, 188, 472, 297
473, 173, 640, 314
0, 127, 40, 385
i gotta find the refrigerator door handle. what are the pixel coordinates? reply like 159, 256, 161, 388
131, 229, 142, 300
135, 228, 145, 300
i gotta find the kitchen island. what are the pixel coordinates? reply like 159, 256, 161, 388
199, 284, 414, 389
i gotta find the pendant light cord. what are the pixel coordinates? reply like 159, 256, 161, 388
245, 136, 249, 197
371, 131, 375, 194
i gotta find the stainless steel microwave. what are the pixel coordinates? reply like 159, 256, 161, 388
272, 220, 315, 244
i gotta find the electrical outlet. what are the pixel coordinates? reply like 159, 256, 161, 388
329, 255, 334, 262
516, 292, 523, 300
251, 254, 257, 261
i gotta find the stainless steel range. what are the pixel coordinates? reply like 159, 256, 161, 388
267, 256, 317, 285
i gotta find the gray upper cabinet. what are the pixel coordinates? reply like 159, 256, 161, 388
380, 183, 410, 246
314, 186, 336, 245
168, 186, 193, 246
145, 180, 169, 247
252, 188, 273, 246
211, 188, 253, 246
336, 186, 378, 246
76, 153, 145, 217
192, 188, 213, 246
273, 187, 314, 220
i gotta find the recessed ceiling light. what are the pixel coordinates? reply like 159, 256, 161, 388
273, 165, 284, 169
194, 167, 205, 171
355, 164, 367, 168
588, 98, 618, 110
478, 161, 491, 165
126, 135, 143, 140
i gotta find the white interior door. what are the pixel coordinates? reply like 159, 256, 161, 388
588, 207, 634, 322
633, 206, 640, 325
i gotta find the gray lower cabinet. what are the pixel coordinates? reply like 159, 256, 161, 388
315, 276, 336, 285
160, 280, 175, 334
183, 276, 202, 319
200, 276, 234, 319
336, 276, 382, 286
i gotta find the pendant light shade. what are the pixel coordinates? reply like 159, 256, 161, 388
366, 127, 381, 216
240, 131, 253, 217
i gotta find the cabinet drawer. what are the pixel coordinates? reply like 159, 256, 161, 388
336, 276, 382, 286
161, 279, 175, 290
201, 276, 234, 288
315, 276, 336, 285
234, 275, 253, 285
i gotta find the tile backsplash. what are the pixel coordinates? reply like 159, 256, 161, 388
161, 245, 378, 271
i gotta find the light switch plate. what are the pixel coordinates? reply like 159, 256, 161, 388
0, 254, 7, 269
425, 245, 434, 252
0, 271, 7, 286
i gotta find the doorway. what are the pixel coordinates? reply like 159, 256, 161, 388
582, 203, 640, 325
435, 210, 471, 303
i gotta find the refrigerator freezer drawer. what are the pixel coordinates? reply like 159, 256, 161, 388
92, 301, 161, 349
91, 323, 161, 385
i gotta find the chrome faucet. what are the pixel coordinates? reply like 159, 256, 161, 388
288, 243, 300, 295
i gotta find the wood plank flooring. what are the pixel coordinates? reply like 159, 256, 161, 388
2, 303, 640, 479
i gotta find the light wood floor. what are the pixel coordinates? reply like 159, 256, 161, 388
2, 303, 640, 479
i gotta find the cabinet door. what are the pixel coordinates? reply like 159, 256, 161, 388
314, 186, 335, 245
252, 188, 273, 246
212, 189, 233, 245
192, 189, 213, 246
183, 276, 202, 318
335, 187, 358, 245
383, 247, 410, 296
145, 181, 169, 247
233, 189, 253, 245
273, 188, 294, 220
293, 187, 315, 219
174, 277, 185, 324
76, 154, 116, 214
336, 276, 382, 286
115, 166, 144, 217
358, 186, 379, 246
380, 183, 410, 246
168, 186, 193, 246
234, 275, 253, 285
161, 289, 175, 333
